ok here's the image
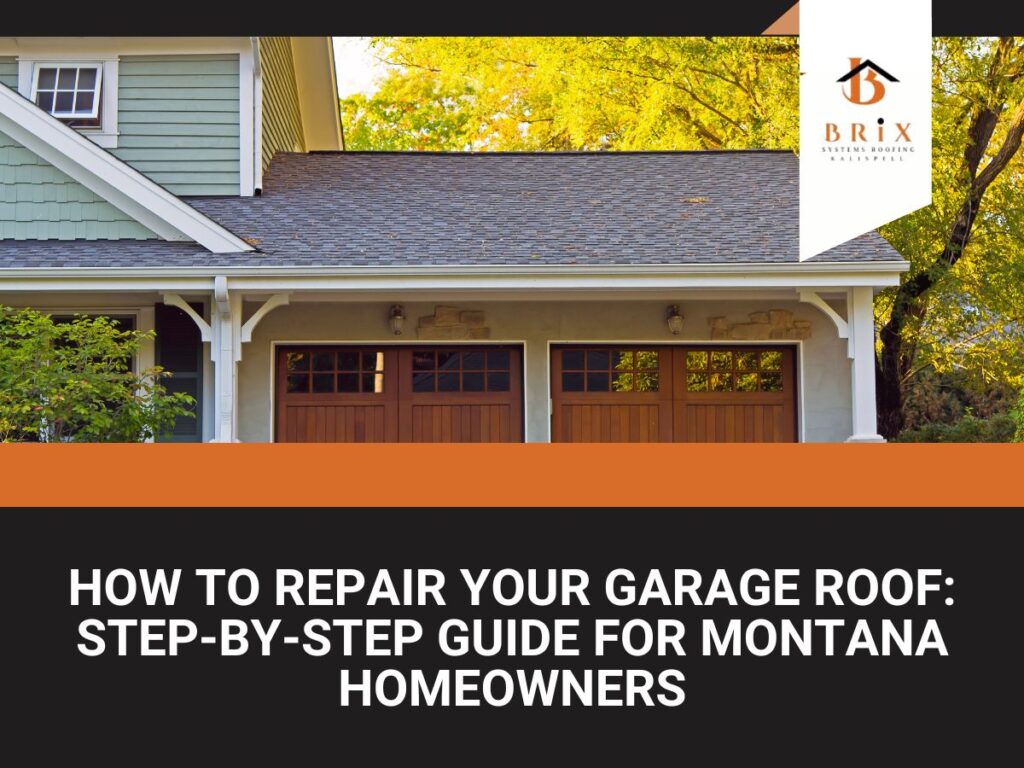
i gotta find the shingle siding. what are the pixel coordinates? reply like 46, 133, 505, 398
0, 128, 157, 241
0, 57, 16, 89
113, 54, 241, 196
258, 38, 305, 177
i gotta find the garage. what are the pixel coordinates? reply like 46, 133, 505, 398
551, 345, 797, 442
275, 345, 523, 442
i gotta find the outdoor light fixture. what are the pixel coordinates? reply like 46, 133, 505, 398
666, 305, 684, 335
389, 305, 406, 335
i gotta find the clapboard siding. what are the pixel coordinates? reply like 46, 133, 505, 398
114, 54, 240, 196
259, 37, 305, 176
0, 57, 16, 89
0, 129, 157, 240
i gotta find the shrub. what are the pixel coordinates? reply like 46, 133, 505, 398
895, 412, 1018, 443
1013, 389, 1024, 442
0, 307, 194, 442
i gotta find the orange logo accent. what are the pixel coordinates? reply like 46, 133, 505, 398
838, 58, 898, 106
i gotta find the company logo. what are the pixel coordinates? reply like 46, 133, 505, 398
837, 58, 899, 106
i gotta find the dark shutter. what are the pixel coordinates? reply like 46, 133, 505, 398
155, 303, 203, 442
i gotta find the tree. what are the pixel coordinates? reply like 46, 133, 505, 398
342, 37, 799, 152
876, 37, 1024, 437
0, 308, 195, 442
345, 37, 1024, 438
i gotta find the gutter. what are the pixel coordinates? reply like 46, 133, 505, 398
0, 260, 911, 280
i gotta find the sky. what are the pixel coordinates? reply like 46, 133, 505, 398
333, 37, 388, 98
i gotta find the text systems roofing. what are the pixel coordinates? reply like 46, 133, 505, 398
0, 151, 906, 270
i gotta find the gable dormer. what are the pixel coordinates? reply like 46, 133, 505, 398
0, 36, 341, 207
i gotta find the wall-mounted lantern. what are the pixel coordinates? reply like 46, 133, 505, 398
389, 305, 406, 335
666, 305, 684, 336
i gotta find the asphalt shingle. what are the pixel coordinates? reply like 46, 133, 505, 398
0, 151, 905, 270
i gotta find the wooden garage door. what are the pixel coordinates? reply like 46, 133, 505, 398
276, 345, 522, 443
551, 346, 797, 443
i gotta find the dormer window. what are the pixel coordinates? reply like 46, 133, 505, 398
31, 64, 102, 125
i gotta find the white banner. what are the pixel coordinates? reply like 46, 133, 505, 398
799, 0, 932, 261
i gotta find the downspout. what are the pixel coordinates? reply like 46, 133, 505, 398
251, 37, 264, 193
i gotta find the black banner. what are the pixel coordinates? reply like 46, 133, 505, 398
3, 3, 1024, 36
3, 508, 1019, 764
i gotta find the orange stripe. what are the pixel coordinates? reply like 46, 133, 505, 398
1, 444, 1022, 507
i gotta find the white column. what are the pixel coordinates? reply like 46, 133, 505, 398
136, 305, 157, 444
136, 305, 156, 376
847, 286, 885, 442
211, 277, 240, 443
165, 285, 288, 443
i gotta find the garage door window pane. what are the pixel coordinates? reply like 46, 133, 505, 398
312, 374, 334, 393
312, 352, 334, 371
760, 351, 783, 370
636, 351, 658, 370
413, 373, 434, 392
561, 350, 584, 370
488, 372, 510, 392
587, 372, 610, 391
712, 351, 733, 370
286, 352, 308, 371
710, 373, 733, 392
463, 372, 484, 391
413, 351, 434, 371
437, 351, 460, 370
337, 374, 359, 393
761, 372, 783, 392
737, 373, 759, 392
636, 372, 659, 392
286, 374, 308, 393
686, 351, 708, 370
687, 373, 709, 391
488, 350, 511, 370
463, 351, 485, 370
587, 350, 610, 369
337, 351, 358, 371
438, 372, 459, 392
737, 351, 758, 371
612, 372, 633, 392
562, 372, 584, 392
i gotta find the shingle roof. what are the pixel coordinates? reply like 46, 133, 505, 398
0, 150, 905, 270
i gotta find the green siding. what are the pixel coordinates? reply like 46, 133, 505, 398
0, 57, 16, 89
114, 54, 240, 196
259, 37, 305, 176
0, 129, 157, 240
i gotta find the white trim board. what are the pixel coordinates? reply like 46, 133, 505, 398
0, 82, 253, 254
0, 267, 906, 295
0, 261, 909, 280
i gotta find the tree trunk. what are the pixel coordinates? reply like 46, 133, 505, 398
874, 39, 1024, 439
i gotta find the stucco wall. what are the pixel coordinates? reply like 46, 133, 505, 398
238, 299, 853, 443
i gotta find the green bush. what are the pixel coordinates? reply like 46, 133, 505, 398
1013, 389, 1024, 442
0, 306, 194, 442
896, 412, 1019, 443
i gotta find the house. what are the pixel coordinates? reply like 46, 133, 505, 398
0, 36, 908, 443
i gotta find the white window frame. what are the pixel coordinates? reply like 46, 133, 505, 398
31, 62, 103, 120
18, 58, 119, 148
